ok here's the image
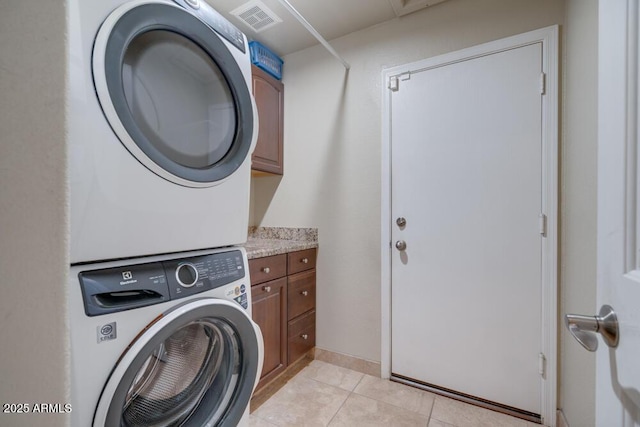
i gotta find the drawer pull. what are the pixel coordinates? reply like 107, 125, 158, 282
301, 258, 309, 264
301, 290, 309, 296
301, 334, 309, 340
262, 267, 271, 274
263, 286, 271, 292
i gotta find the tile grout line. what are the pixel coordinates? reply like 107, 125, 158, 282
317, 370, 433, 419
350, 375, 435, 423
321, 371, 366, 426
324, 388, 352, 426
250, 412, 282, 427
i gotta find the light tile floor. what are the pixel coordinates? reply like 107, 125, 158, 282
249, 360, 542, 427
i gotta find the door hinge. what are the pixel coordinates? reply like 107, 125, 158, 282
539, 72, 546, 95
388, 72, 411, 92
538, 353, 546, 377
539, 213, 547, 237
389, 76, 399, 92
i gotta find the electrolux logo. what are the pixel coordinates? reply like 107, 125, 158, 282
120, 271, 137, 286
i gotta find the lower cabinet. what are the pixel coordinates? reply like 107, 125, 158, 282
250, 248, 316, 390
251, 276, 287, 390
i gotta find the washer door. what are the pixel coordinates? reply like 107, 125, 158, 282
93, 1, 255, 188
94, 299, 261, 426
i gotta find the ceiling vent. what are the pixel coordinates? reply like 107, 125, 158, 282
230, 0, 283, 33
389, 0, 450, 17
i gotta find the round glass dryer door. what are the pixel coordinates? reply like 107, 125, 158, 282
94, 299, 261, 426
93, 2, 255, 187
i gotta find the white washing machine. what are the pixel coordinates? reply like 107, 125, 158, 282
68, 247, 264, 426
67, 0, 258, 264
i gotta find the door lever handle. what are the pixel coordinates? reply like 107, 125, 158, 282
565, 304, 619, 352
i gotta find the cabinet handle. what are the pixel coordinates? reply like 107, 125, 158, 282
301, 258, 309, 264
301, 334, 309, 340
263, 286, 271, 292
301, 290, 309, 296
262, 267, 270, 274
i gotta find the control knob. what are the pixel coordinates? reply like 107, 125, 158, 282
176, 263, 198, 288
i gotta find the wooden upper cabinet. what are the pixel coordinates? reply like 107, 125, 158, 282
251, 65, 284, 175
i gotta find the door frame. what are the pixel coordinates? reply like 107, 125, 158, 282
380, 26, 559, 426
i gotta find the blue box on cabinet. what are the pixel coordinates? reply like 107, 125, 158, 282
249, 41, 283, 80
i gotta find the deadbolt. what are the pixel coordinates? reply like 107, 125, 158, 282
396, 217, 406, 227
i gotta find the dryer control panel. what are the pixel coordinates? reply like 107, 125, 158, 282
79, 250, 247, 316
173, 0, 246, 52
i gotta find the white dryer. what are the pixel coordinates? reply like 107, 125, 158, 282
68, 0, 258, 263
69, 247, 263, 426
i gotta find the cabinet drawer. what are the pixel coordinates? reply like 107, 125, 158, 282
251, 276, 287, 301
287, 270, 316, 320
288, 310, 315, 363
287, 248, 316, 275
249, 254, 287, 284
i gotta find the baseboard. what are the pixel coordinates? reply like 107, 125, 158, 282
313, 347, 381, 377
557, 409, 569, 427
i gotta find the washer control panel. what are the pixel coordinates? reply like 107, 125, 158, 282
79, 250, 247, 316
163, 252, 246, 305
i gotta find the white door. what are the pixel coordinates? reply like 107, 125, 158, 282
591, 1, 640, 425
388, 33, 556, 420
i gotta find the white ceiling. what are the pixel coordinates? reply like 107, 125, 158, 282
206, 0, 447, 57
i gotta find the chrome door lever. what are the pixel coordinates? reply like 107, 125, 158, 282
565, 304, 619, 352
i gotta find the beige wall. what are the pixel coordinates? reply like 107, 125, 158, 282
252, 0, 599, 425
0, 2, 70, 426
559, 0, 598, 426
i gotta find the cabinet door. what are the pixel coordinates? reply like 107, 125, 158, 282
251, 277, 287, 389
251, 65, 284, 175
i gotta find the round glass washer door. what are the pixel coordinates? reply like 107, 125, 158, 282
93, 2, 255, 187
93, 299, 261, 426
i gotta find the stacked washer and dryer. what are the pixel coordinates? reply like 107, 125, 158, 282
67, 0, 263, 425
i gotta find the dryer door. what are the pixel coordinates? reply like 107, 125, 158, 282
94, 298, 261, 427
93, 0, 256, 188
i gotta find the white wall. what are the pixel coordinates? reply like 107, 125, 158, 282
0, 2, 70, 426
252, 0, 597, 424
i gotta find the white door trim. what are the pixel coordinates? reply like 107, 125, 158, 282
380, 25, 559, 426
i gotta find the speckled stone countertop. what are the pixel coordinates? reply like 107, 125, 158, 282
244, 227, 318, 259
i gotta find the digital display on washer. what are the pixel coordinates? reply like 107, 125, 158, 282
78, 250, 246, 316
